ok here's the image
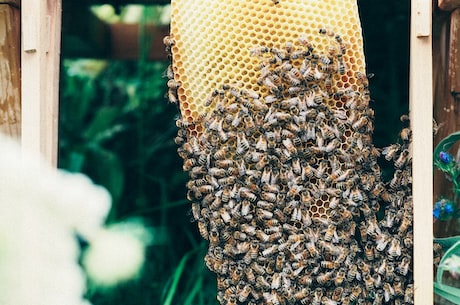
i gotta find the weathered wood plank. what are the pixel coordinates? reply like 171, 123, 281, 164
0, 4, 20, 139
449, 9, 460, 100
21, 0, 62, 166
433, 7, 460, 237
439, 0, 460, 11
410, 0, 433, 304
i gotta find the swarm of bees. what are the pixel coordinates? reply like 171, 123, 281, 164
167, 28, 417, 305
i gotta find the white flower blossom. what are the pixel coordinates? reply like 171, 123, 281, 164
0, 134, 147, 305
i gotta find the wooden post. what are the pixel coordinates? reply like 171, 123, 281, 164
439, 0, 460, 11
410, 0, 433, 304
0, 1, 20, 138
21, 0, 62, 166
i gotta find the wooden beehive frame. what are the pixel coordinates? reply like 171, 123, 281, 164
21, 0, 62, 166
410, 0, 433, 304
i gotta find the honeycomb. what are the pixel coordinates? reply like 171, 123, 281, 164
169, 0, 365, 130
167, 1, 414, 305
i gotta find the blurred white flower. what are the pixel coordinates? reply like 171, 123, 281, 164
82, 221, 150, 287
441, 254, 460, 278
0, 134, 147, 305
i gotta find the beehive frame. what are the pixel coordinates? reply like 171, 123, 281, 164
410, 0, 433, 304
169, 0, 434, 304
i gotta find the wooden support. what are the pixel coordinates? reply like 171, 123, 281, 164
439, 0, 460, 11
21, 0, 62, 166
0, 3, 20, 138
410, 0, 433, 304
0, 0, 19, 8
449, 9, 460, 100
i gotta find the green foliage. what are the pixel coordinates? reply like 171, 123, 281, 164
59, 58, 217, 304
434, 237, 460, 304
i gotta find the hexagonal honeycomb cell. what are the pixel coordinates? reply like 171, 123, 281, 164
170, 0, 365, 129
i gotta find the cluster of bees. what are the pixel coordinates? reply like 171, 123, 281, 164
168, 29, 416, 305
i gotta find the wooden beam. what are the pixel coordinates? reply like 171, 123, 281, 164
449, 9, 460, 98
439, 0, 460, 11
21, 0, 62, 166
410, 0, 433, 304
0, 4, 20, 138
0, 0, 19, 8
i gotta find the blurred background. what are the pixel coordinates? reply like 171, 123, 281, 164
58, 1, 409, 304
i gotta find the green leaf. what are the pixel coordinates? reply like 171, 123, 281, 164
437, 240, 460, 284
163, 251, 192, 305
434, 131, 460, 165
434, 282, 460, 304
86, 148, 124, 205
434, 237, 460, 252
83, 106, 122, 141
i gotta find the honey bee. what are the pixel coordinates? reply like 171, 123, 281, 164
319, 28, 335, 37
293, 288, 309, 301
398, 215, 411, 235
382, 143, 400, 161
263, 76, 280, 94
324, 224, 337, 242
400, 127, 412, 141
256, 276, 271, 290
191, 202, 202, 221
270, 272, 281, 290
312, 288, 323, 305
320, 260, 337, 269
182, 156, 197, 171
241, 223, 256, 236
349, 286, 362, 302
383, 283, 395, 302
394, 149, 410, 168
163, 35, 175, 52
239, 187, 257, 202
209, 228, 219, 245
364, 242, 374, 261
238, 200, 251, 217
404, 284, 414, 303
259, 190, 276, 203
236, 132, 250, 156
255, 229, 269, 242
371, 274, 382, 290
397, 256, 410, 276
321, 296, 339, 305
250, 46, 270, 57
387, 237, 402, 257
338, 59, 346, 75
164, 64, 174, 80
347, 264, 358, 282
334, 269, 346, 286
306, 242, 319, 258
197, 221, 208, 240
385, 264, 395, 282
255, 155, 269, 171
352, 116, 369, 131
375, 233, 390, 251
268, 232, 283, 243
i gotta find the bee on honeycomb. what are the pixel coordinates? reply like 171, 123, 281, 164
167, 1, 415, 304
